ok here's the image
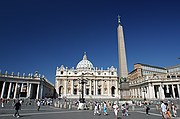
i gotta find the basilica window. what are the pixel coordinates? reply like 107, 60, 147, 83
86, 89, 89, 95
98, 89, 101, 95
61, 71, 63, 74
111, 72, 114, 75
73, 89, 77, 95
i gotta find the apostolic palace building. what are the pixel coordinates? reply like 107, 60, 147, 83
0, 71, 54, 100
129, 63, 180, 100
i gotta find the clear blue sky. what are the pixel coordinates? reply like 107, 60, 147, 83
0, 0, 180, 84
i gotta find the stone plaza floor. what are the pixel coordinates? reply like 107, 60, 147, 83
0, 103, 180, 119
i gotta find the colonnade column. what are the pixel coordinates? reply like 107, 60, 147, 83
149, 85, 155, 99
177, 84, 180, 98
1, 82, 6, 98
159, 85, 165, 99
7, 82, 12, 99
36, 84, 40, 99
21, 83, 24, 92
28, 83, 32, 98
172, 84, 175, 98
13, 83, 18, 99
40, 84, 43, 99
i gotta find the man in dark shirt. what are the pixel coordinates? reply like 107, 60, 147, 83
13, 100, 21, 118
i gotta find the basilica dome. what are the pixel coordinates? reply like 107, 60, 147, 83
76, 53, 94, 70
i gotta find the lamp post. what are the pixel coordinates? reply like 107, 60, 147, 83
77, 74, 87, 110
78, 75, 87, 103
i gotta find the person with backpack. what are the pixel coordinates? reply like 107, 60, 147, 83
13, 100, 21, 118
145, 103, 150, 115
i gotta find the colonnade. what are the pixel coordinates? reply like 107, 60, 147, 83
130, 83, 180, 100
0, 81, 41, 99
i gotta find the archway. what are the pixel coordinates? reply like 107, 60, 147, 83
111, 86, 115, 97
59, 86, 63, 97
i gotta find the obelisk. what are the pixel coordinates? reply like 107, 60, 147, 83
117, 16, 129, 100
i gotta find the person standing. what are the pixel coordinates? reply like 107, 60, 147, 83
160, 101, 167, 119
171, 103, 177, 117
13, 100, 21, 118
1, 98, 5, 108
37, 100, 41, 111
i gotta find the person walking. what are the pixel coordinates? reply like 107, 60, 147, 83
160, 101, 167, 119
94, 102, 100, 115
13, 100, 21, 118
37, 100, 41, 111
145, 103, 150, 115
103, 101, 108, 115
113, 102, 119, 119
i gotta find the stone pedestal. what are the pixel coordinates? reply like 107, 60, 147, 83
119, 82, 130, 100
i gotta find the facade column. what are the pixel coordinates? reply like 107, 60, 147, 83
7, 82, 12, 99
36, 84, 40, 99
13, 83, 18, 99
177, 84, 180, 98
71, 81, 73, 95
93, 80, 96, 95
135, 88, 138, 98
102, 80, 104, 95
64, 80, 67, 96
84, 83, 86, 96
172, 84, 175, 98
77, 82, 80, 95
89, 80, 92, 95
96, 80, 98, 95
1, 81, 6, 98
107, 80, 110, 96
115, 80, 118, 97
21, 83, 24, 92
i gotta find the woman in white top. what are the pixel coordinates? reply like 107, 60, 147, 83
160, 101, 167, 119
113, 103, 119, 119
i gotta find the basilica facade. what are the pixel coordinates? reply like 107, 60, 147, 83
55, 53, 119, 99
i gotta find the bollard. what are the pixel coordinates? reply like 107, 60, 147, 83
58, 101, 60, 108
69, 102, 72, 109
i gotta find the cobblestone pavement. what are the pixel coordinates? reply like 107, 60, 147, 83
1, 103, 180, 119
